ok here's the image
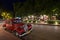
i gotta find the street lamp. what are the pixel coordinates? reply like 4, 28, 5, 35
31, 15, 34, 18
28, 16, 31, 18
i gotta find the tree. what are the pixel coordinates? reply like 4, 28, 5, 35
13, 0, 60, 17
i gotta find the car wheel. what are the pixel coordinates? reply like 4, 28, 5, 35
15, 32, 19, 36
13, 31, 19, 37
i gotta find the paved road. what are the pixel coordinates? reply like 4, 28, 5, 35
27, 24, 60, 40
0, 22, 60, 40
0, 23, 21, 40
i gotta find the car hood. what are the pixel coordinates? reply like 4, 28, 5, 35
14, 23, 24, 27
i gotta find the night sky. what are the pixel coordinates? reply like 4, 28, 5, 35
0, 0, 60, 12
0, 0, 26, 11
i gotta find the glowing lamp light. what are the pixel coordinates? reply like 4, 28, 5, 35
36, 21, 38, 23
55, 21, 58, 25
28, 16, 31, 18
32, 15, 34, 18
25, 18, 28, 20
27, 21, 29, 23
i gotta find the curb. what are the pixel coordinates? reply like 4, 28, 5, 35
33, 23, 60, 26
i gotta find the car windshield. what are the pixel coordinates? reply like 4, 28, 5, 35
12, 19, 22, 24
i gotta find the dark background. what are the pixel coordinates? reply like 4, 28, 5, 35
0, 0, 26, 11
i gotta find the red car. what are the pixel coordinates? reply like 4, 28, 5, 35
3, 18, 32, 37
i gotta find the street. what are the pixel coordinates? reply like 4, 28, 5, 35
0, 23, 60, 40
27, 24, 60, 40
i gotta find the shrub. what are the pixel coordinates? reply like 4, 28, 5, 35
57, 20, 60, 24
33, 20, 36, 23
47, 20, 55, 24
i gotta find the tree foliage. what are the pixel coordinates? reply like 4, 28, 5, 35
13, 0, 60, 17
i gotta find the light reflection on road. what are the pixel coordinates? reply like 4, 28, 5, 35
27, 24, 60, 40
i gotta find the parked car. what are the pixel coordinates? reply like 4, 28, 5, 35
3, 18, 32, 37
